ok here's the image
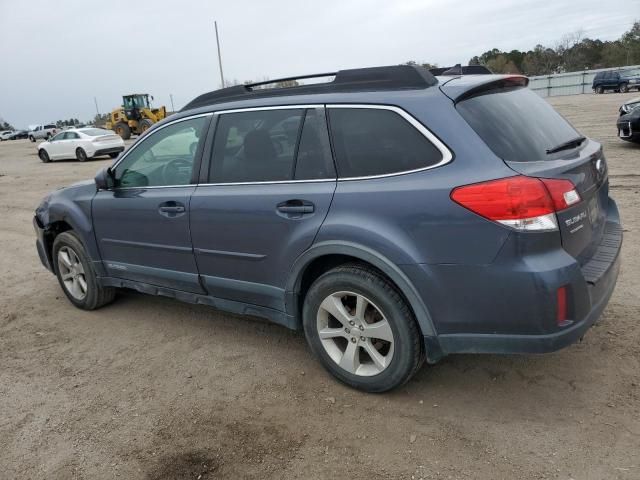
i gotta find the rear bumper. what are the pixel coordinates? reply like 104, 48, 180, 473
434, 250, 620, 354
92, 146, 124, 157
411, 198, 622, 359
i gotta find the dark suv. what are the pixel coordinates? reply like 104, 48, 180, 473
592, 70, 640, 94
34, 66, 622, 392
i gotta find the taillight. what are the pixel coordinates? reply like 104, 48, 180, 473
539, 178, 581, 210
450, 176, 581, 232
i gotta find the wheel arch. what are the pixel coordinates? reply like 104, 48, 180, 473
43, 200, 104, 275
285, 241, 437, 338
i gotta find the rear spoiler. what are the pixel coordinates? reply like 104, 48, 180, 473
440, 75, 529, 103
429, 64, 492, 76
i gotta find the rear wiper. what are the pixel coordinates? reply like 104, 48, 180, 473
546, 136, 586, 154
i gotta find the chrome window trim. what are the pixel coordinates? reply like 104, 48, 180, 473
197, 178, 336, 187
110, 112, 213, 172
214, 104, 323, 115
109, 103, 452, 190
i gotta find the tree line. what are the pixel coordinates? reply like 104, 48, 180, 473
469, 21, 640, 76
406, 21, 640, 76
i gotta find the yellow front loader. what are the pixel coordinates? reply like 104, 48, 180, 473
105, 94, 167, 140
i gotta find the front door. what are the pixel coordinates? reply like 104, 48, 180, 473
190, 106, 337, 310
46, 131, 66, 159
92, 115, 211, 293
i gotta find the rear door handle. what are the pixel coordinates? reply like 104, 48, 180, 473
276, 200, 315, 216
160, 206, 185, 213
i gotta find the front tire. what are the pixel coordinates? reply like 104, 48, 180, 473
139, 118, 153, 134
108, 152, 119, 159
38, 149, 50, 163
303, 264, 423, 392
76, 147, 87, 162
620, 83, 629, 93
597, 86, 604, 94
114, 122, 131, 140
53, 231, 115, 310
29, 136, 35, 142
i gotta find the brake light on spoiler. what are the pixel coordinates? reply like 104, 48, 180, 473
451, 176, 581, 232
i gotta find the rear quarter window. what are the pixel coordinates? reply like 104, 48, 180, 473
328, 107, 443, 178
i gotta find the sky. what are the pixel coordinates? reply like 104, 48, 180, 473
0, 0, 638, 129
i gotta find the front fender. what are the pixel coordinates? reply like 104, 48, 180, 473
40, 181, 103, 274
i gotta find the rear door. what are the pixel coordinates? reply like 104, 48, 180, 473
190, 106, 336, 310
92, 114, 210, 293
456, 85, 608, 264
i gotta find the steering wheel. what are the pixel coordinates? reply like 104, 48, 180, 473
162, 158, 192, 185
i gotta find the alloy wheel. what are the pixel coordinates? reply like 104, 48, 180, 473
57, 246, 87, 300
316, 291, 394, 376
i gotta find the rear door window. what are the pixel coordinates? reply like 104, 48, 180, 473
327, 107, 443, 178
456, 87, 580, 162
210, 109, 302, 183
209, 108, 335, 183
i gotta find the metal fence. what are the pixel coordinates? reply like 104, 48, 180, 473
529, 65, 640, 97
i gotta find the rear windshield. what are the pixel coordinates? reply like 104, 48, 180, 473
79, 128, 112, 136
456, 87, 580, 162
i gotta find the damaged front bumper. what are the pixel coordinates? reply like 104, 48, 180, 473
33, 215, 53, 272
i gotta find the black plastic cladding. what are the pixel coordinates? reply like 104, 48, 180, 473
180, 65, 439, 111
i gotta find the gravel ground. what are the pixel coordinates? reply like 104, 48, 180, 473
1, 92, 639, 480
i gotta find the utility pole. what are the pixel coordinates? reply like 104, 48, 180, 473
214, 20, 225, 88
169, 94, 175, 112
93, 97, 100, 116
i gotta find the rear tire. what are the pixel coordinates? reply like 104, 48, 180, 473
620, 83, 629, 93
302, 264, 423, 392
108, 152, 119, 159
114, 122, 131, 140
29, 136, 35, 142
38, 149, 50, 163
76, 147, 87, 162
52, 231, 116, 310
597, 86, 604, 94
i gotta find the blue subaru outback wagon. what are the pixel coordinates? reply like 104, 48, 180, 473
34, 66, 622, 392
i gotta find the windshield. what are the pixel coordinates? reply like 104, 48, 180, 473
456, 87, 580, 162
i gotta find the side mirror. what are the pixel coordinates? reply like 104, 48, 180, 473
94, 167, 114, 191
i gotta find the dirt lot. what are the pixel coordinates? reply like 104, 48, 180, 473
1, 93, 639, 480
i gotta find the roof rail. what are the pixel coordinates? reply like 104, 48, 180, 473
181, 65, 438, 111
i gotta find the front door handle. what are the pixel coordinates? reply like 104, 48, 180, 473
158, 201, 186, 217
277, 200, 315, 217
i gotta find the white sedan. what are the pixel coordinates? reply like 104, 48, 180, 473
0, 130, 14, 141
37, 128, 125, 162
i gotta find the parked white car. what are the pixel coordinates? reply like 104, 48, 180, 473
0, 130, 15, 141
37, 128, 125, 162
